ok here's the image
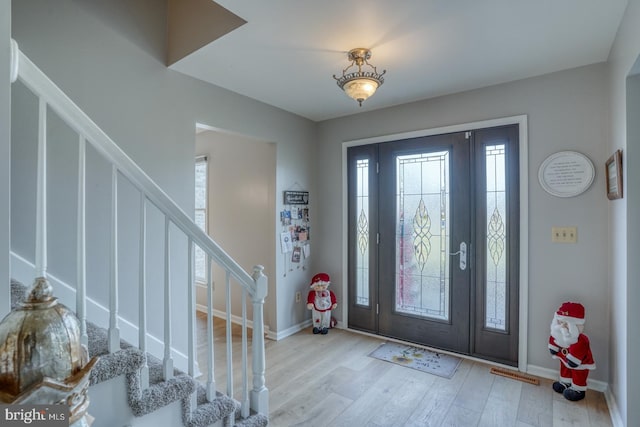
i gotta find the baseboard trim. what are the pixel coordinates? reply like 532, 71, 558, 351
11, 251, 201, 376
195, 303, 311, 341
195, 303, 317, 340
527, 363, 622, 427
195, 304, 274, 340
273, 319, 312, 340
604, 387, 624, 427
525, 364, 607, 392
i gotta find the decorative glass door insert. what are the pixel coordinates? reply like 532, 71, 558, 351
485, 144, 507, 331
355, 158, 370, 306
395, 151, 450, 321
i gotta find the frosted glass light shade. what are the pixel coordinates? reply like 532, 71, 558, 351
343, 78, 379, 105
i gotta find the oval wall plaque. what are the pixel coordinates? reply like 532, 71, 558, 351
538, 151, 595, 198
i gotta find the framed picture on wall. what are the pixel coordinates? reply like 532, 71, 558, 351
606, 149, 623, 200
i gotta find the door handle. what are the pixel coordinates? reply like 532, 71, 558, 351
450, 242, 467, 270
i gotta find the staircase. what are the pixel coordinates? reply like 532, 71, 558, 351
7, 39, 269, 426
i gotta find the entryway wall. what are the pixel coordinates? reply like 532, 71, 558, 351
316, 62, 610, 383
195, 129, 276, 328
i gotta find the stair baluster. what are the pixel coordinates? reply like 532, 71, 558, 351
163, 216, 174, 380
241, 287, 250, 418
35, 97, 47, 279
76, 135, 88, 348
226, 269, 233, 403
250, 266, 269, 415
206, 253, 216, 402
187, 237, 197, 414
109, 165, 121, 353
139, 193, 149, 389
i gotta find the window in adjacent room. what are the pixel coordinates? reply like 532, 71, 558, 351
195, 156, 208, 283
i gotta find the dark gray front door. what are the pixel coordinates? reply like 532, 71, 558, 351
348, 124, 520, 365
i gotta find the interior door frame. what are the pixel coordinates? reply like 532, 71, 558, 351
341, 115, 529, 371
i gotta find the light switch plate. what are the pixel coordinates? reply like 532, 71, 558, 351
552, 226, 577, 243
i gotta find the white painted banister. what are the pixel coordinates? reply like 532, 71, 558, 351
109, 165, 120, 353
35, 97, 47, 279
139, 194, 149, 389
241, 287, 249, 418
250, 266, 269, 415
12, 40, 269, 418
76, 135, 88, 347
163, 217, 174, 381
15, 38, 267, 348
187, 238, 196, 378
14, 48, 257, 296
187, 238, 197, 413
225, 270, 233, 401
206, 254, 215, 402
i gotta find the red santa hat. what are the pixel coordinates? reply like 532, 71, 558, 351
555, 301, 585, 325
310, 273, 330, 287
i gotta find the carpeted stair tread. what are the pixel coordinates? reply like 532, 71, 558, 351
8, 279, 265, 426
90, 347, 145, 385
182, 386, 237, 427
128, 369, 195, 417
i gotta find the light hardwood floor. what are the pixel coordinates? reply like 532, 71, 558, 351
196, 313, 612, 427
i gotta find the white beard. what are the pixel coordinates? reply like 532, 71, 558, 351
550, 317, 579, 348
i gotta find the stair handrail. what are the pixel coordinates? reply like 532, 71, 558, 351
11, 42, 259, 297
10, 39, 269, 418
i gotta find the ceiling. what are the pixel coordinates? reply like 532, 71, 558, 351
170, 0, 628, 122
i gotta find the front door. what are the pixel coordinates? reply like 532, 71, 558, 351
348, 125, 519, 365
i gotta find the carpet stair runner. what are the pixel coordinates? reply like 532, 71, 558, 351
10, 280, 268, 427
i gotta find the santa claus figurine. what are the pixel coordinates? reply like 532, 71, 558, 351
307, 273, 337, 335
548, 301, 596, 401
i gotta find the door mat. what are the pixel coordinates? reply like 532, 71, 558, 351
368, 342, 462, 379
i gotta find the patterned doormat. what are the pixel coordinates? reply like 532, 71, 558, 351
368, 342, 462, 379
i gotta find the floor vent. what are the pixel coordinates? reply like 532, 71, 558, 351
489, 367, 540, 385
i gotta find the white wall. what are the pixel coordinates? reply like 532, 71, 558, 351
316, 63, 610, 382
195, 130, 276, 329
11, 0, 316, 344
0, 1, 10, 317
607, 1, 640, 423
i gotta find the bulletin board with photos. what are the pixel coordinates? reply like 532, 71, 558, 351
280, 190, 310, 275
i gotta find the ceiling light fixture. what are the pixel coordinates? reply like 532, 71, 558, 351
334, 48, 386, 107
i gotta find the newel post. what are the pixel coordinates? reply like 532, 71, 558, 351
250, 265, 269, 415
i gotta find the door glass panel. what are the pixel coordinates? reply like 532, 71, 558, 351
356, 159, 370, 306
395, 151, 450, 321
485, 144, 507, 331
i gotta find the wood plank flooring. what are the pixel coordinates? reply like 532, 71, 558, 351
196, 313, 612, 427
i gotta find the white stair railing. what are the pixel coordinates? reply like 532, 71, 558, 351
9, 39, 269, 418
76, 135, 88, 348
